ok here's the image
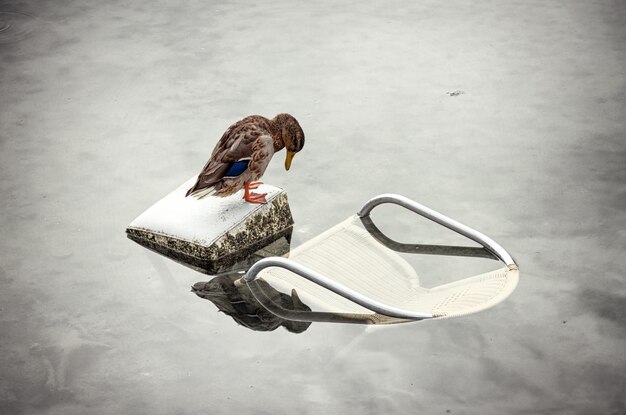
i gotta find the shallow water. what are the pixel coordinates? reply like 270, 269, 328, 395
1, 0, 625, 414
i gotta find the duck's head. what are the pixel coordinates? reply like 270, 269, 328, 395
274, 113, 305, 171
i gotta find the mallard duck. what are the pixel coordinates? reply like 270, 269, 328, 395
186, 113, 305, 204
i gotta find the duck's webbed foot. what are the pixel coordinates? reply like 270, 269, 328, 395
243, 182, 267, 204
245, 192, 267, 204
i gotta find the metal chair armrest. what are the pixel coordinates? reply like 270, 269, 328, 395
243, 257, 433, 320
358, 194, 518, 268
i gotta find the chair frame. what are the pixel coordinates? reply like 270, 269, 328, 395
243, 194, 518, 321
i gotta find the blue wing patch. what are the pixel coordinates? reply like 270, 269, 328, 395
224, 159, 250, 177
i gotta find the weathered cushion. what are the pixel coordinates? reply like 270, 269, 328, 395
126, 177, 293, 274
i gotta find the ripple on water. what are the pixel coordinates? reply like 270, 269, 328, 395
0, 11, 39, 44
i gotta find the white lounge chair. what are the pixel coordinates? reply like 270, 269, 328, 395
242, 194, 519, 324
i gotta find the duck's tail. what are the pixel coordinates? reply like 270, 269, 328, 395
186, 186, 217, 199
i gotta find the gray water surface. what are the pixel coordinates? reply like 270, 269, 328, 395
1, 1, 625, 414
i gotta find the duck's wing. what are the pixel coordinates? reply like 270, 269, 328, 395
186, 123, 270, 196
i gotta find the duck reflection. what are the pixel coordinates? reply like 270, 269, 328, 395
192, 275, 312, 333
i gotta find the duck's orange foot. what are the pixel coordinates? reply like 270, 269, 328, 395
243, 182, 267, 204
245, 192, 267, 204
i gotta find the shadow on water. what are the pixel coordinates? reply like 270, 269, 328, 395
578, 288, 625, 327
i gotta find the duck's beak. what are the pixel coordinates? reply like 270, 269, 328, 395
285, 151, 296, 171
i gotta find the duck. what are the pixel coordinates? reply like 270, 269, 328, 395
186, 113, 305, 204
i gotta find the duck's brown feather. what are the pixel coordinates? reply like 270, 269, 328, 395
186, 116, 276, 197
